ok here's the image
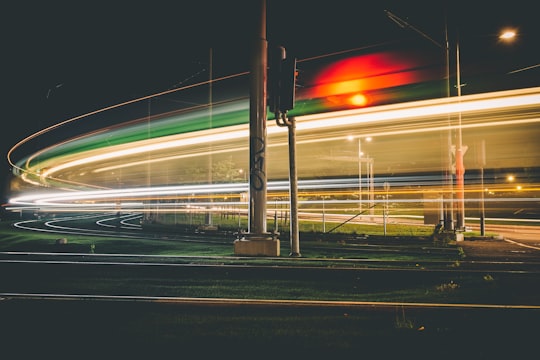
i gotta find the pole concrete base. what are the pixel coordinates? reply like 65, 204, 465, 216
434, 231, 464, 242
234, 236, 280, 257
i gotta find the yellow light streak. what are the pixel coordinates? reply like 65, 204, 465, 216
294, 88, 540, 132
7, 87, 540, 212
93, 145, 250, 173
9, 177, 539, 209
33, 87, 540, 181
7, 72, 249, 173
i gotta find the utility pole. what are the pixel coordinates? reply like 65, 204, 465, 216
247, 0, 268, 237
385, 9, 455, 231
234, 0, 280, 256
455, 42, 466, 232
443, 15, 454, 232
475, 140, 486, 236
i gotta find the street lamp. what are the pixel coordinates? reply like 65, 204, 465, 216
385, 10, 516, 231
455, 40, 466, 231
321, 195, 329, 233
474, 140, 486, 236
383, 182, 390, 236
385, 10, 520, 234
455, 29, 519, 232
499, 30, 517, 41
384, 9, 454, 231
347, 135, 373, 215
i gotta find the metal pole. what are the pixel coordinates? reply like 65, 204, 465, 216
288, 117, 300, 256
322, 196, 326, 233
385, 9, 456, 231
248, 0, 268, 236
384, 182, 390, 236
206, 48, 213, 226
358, 139, 362, 212
477, 139, 486, 236
369, 157, 374, 218
480, 166, 485, 236
444, 16, 454, 231
455, 42, 466, 231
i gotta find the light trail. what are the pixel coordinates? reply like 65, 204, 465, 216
95, 214, 142, 230
7, 175, 540, 212
294, 87, 540, 131
23, 87, 540, 181
7, 72, 250, 173
2, 292, 540, 310
12, 218, 147, 239
5, 71, 540, 228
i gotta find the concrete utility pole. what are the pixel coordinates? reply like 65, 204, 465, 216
475, 140, 486, 236
247, 0, 268, 237
385, 9, 455, 231
455, 42, 466, 232
443, 17, 455, 232
234, 0, 280, 256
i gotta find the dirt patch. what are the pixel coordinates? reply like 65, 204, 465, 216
460, 238, 540, 262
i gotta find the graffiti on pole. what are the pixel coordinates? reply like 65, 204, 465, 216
250, 136, 266, 191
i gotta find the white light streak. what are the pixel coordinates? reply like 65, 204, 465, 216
32, 87, 540, 180
7, 87, 540, 212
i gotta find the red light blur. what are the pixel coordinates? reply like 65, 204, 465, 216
308, 51, 432, 108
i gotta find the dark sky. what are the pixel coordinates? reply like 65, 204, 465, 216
1, 0, 539, 202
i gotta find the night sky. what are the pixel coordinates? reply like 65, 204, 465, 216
2, 0, 538, 203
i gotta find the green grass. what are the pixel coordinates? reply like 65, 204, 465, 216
1, 291, 539, 357
1, 216, 538, 357
0, 220, 232, 255
0, 214, 464, 278
4, 215, 532, 306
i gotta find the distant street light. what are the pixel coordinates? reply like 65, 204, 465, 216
455, 40, 466, 232
347, 135, 373, 215
321, 195, 328, 233
456, 28, 520, 231
384, 9, 454, 232
501, 29, 540, 75
386, 9, 522, 234
383, 182, 390, 236
499, 30, 517, 41
474, 140, 486, 236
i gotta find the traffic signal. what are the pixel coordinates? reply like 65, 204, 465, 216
268, 46, 297, 115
